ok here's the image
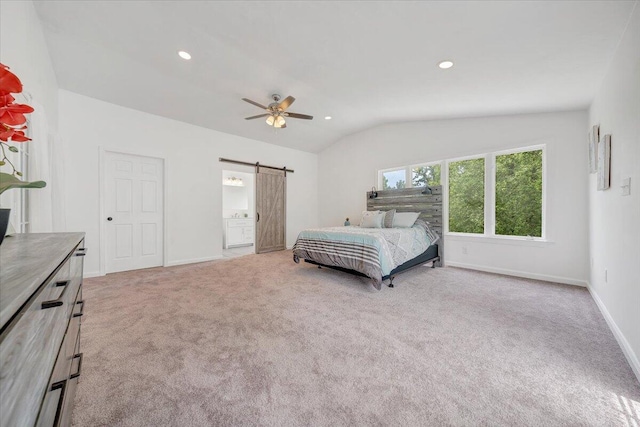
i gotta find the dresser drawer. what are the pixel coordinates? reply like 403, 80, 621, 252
0, 245, 83, 427
36, 288, 83, 427
58, 334, 82, 427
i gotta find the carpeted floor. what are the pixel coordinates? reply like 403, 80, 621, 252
72, 251, 640, 426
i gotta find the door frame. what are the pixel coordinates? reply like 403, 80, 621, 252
99, 147, 169, 276
221, 166, 256, 254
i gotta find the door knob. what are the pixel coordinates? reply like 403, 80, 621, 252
107, 217, 113, 221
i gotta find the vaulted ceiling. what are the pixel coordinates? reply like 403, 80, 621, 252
35, 1, 636, 153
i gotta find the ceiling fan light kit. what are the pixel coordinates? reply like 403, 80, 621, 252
266, 115, 275, 126
243, 94, 313, 129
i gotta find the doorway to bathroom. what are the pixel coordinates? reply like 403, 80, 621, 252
222, 170, 255, 259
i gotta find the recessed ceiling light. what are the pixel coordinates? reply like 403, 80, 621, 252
438, 60, 454, 69
178, 51, 192, 60
324, 116, 332, 120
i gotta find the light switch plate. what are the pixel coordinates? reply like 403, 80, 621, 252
622, 177, 631, 196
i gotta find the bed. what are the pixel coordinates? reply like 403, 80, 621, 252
292, 186, 443, 290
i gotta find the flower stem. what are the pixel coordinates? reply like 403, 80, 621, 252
0, 141, 19, 176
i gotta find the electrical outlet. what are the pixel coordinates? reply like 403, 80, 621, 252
621, 177, 631, 196
462, 246, 468, 255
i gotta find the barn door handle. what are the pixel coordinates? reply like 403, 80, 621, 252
257, 213, 260, 222
107, 217, 113, 221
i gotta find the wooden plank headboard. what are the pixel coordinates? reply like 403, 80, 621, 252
367, 186, 444, 265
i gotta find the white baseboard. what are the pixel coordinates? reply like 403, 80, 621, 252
84, 256, 223, 278
446, 261, 587, 287
587, 283, 640, 383
83, 271, 103, 278
165, 255, 223, 267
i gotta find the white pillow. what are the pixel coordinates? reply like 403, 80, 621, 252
360, 210, 384, 228
393, 212, 420, 228
359, 210, 379, 226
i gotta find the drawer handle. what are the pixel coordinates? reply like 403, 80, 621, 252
73, 300, 85, 318
75, 247, 87, 256
50, 379, 67, 427
70, 353, 83, 379
42, 281, 69, 309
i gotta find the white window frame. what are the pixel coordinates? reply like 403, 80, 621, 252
378, 160, 444, 190
378, 166, 410, 190
491, 144, 546, 241
376, 144, 547, 244
18, 139, 31, 233
444, 153, 488, 237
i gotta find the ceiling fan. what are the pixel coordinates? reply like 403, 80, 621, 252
242, 94, 313, 129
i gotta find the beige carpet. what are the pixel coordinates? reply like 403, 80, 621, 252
72, 251, 640, 426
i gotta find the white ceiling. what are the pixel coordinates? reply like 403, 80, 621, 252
34, 1, 636, 153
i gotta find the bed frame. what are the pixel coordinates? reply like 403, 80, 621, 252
303, 186, 444, 288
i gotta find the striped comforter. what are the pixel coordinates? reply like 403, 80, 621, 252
292, 221, 433, 290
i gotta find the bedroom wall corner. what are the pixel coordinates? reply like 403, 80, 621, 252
587, 3, 640, 382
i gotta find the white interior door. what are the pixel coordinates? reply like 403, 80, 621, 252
105, 152, 163, 273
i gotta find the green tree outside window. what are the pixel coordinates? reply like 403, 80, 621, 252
495, 150, 543, 237
412, 164, 441, 187
448, 158, 484, 233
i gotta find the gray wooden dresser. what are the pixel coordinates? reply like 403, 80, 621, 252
0, 233, 86, 427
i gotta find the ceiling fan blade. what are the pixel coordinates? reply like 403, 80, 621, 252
245, 113, 270, 120
278, 96, 295, 110
242, 98, 268, 110
286, 112, 313, 120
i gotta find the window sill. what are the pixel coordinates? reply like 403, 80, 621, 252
444, 233, 553, 247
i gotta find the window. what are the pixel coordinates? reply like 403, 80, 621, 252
379, 163, 442, 190
448, 157, 485, 234
494, 148, 543, 237
16, 120, 33, 233
412, 164, 441, 187
0, 124, 31, 233
381, 169, 406, 190
377, 144, 545, 240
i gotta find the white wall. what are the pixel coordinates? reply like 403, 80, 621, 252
588, 4, 640, 380
0, 0, 60, 231
0, 1, 59, 130
319, 111, 589, 285
59, 90, 318, 276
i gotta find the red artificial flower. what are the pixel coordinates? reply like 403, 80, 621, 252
0, 101, 34, 126
0, 124, 31, 142
0, 94, 15, 107
0, 63, 22, 95
0, 64, 33, 145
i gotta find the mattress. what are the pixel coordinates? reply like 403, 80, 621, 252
292, 221, 434, 289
